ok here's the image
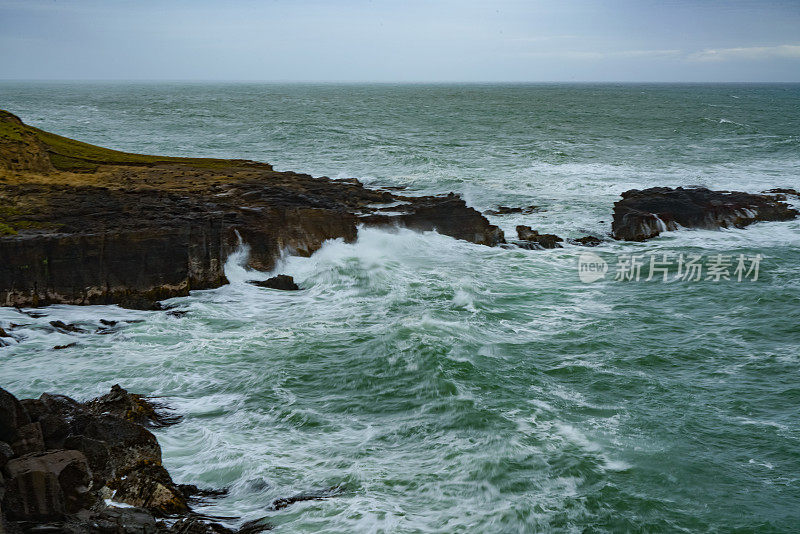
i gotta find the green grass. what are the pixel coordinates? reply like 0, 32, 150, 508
0, 221, 17, 236
1, 109, 267, 172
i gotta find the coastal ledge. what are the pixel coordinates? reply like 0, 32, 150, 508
0, 110, 503, 309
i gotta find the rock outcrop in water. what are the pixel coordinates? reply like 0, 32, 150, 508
513, 225, 563, 249
612, 186, 798, 241
0, 385, 269, 533
251, 275, 299, 291
0, 110, 503, 309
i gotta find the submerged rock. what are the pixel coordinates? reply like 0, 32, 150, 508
514, 226, 563, 249
612, 187, 798, 241
49, 321, 86, 334
251, 275, 300, 291
763, 187, 799, 197
569, 236, 603, 247
483, 205, 540, 216
268, 486, 344, 511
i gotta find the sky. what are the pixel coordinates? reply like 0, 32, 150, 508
1, 0, 799, 82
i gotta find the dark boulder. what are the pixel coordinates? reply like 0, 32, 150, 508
110, 463, 188, 516
63, 435, 112, 487
0, 385, 245, 532
515, 226, 563, 249
0, 441, 13, 469
251, 275, 299, 291
11, 422, 45, 456
612, 187, 799, 241
3, 450, 93, 519
0, 388, 29, 443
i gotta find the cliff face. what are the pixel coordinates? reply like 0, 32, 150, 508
0, 110, 504, 308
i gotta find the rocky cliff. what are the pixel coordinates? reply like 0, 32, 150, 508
0, 384, 270, 533
0, 110, 503, 309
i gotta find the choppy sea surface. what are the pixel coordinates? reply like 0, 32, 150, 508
1, 83, 800, 532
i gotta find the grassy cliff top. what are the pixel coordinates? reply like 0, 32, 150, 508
0, 109, 271, 173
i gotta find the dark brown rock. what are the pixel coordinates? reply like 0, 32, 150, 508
268, 486, 343, 511
62, 436, 111, 487
0, 386, 246, 533
612, 187, 799, 241
11, 422, 45, 456
250, 275, 299, 291
49, 320, 86, 334
484, 205, 540, 216
515, 226, 563, 249
0, 388, 29, 444
110, 463, 188, 516
763, 188, 799, 197
169, 518, 236, 534
569, 236, 603, 247
362, 193, 505, 246
0, 441, 13, 469
3, 450, 92, 519
84, 385, 181, 428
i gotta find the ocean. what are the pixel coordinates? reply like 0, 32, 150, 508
1, 82, 799, 532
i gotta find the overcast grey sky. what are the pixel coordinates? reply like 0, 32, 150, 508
1, 0, 799, 82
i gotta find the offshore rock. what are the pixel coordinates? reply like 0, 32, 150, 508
515, 226, 563, 249
483, 205, 540, 216
569, 235, 603, 247
251, 275, 299, 291
0, 110, 504, 309
612, 186, 799, 241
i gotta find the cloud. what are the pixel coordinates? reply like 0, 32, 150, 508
689, 44, 800, 62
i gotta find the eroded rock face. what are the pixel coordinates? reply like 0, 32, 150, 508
0, 111, 505, 309
612, 187, 799, 241
4, 450, 92, 518
0, 386, 267, 533
362, 193, 505, 246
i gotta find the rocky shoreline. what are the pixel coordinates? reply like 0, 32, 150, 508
0, 110, 502, 310
0, 385, 269, 533
1, 108, 798, 311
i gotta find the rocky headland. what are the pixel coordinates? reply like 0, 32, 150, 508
0, 110, 502, 310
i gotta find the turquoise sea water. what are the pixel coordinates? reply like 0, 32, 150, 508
1, 83, 800, 532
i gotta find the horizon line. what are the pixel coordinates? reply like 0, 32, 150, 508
2, 79, 800, 85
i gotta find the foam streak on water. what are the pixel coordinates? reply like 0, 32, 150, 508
1, 83, 800, 532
